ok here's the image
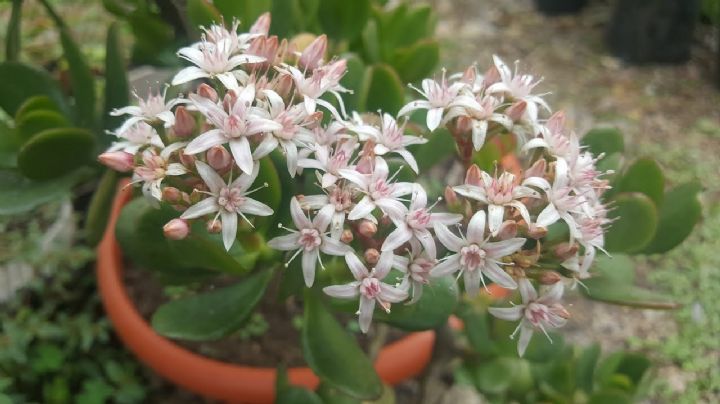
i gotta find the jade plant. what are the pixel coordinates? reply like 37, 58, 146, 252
99, 16, 699, 400
0, 0, 130, 246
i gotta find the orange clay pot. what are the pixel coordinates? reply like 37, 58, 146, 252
96, 182, 435, 404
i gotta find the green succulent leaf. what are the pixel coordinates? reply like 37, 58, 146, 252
595, 351, 651, 391
412, 127, 456, 172
186, 0, 222, 36
580, 277, 679, 309
151, 269, 273, 340
381, 4, 435, 50
373, 275, 458, 331
0, 168, 90, 215
103, 23, 130, 135
604, 193, 658, 253
470, 357, 515, 394
270, 0, 304, 37
588, 390, 632, 404
582, 127, 625, 156
363, 64, 405, 115
17, 128, 95, 180
84, 169, 119, 247
0, 62, 67, 117
15, 95, 63, 121
275, 365, 324, 404
338, 53, 366, 112
576, 344, 601, 393
617, 158, 664, 205
15, 110, 70, 143
0, 121, 20, 169
58, 27, 96, 129
214, 0, 271, 25
459, 309, 498, 356
391, 39, 440, 84
249, 157, 282, 235
302, 291, 382, 400
127, 10, 176, 65
318, 0, 371, 41
6, 0, 22, 62
591, 254, 636, 284
360, 19, 380, 64
642, 182, 702, 254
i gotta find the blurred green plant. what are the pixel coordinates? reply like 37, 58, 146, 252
0, 0, 130, 246
456, 305, 652, 403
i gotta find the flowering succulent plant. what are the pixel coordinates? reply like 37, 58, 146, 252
99, 14, 699, 400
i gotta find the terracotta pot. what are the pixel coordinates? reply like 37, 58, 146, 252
96, 182, 435, 403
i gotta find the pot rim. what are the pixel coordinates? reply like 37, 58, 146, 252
96, 181, 436, 403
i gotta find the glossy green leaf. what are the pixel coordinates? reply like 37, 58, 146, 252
591, 254, 636, 284
15, 110, 70, 142
374, 275, 458, 331
152, 269, 273, 340
360, 19, 380, 64
363, 64, 405, 115
275, 365, 324, 404
59, 27, 96, 129
318, 0, 371, 40
391, 40, 440, 83
576, 344, 601, 393
186, 0, 222, 36
84, 169, 118, 247
379, 4, 435, 51
127, 10, 176, 65
412, 128, 456, 171
460, 309, 497, 356
17, 128, 95, 180
581, 277, 679, 309
214, 0, 271, 24
604, 193, 658, 253
6, 0, 22, 62
302, 291, 382, 399
249, 157, 282, 234
270, 0, 303, 37
643, 182, 702, 254
316, 383, 364, 404
15, 95, 62, 121
617, 158, 664, 205
0, 168, 89, 215
471, 357, 514, 394
338, 53, 366, 112
472, 137, 503, 172
582, 127, 625, 156
588, 390, 632, 404
0, 121, 19, 169
595, 351, 650, 392
0, 62, 67, 117
103, 23, 130, 135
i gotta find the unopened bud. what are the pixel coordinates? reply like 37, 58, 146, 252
506, 100, 527, 122
341, 229, 354, 243
173, 106, 195, 138
162, 186, 182, 203
163, 219, 189, 240
250, 12, 271, 35
358, 220, 377, 237
554, 242, 578, 260
207, 146, 232, 172
207, 219, 222, 233
273, 74, 293, 98
364, 248, 380, 265
444, 186, 459, 207
197, 83, 218, 102
524, 158, 546, 179
550, 303, 571, 319
526, 224, 548, 239
496, 220, 518, 240
299, 34, 327, 70
289, 33, 318, 58
455, 116, 473, 134
223, 91, 238, 111
539, 271, 562, 285
179, 152, 195, 168
98, 151, 134, 172
483, 65, 500, 87
461, 65, 477, 86
546, 111, 566, 134
464, 164, 483, 186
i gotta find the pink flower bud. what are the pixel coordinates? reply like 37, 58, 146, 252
506, 101, 527, 122
483, 65, 500, 87
250, 12, 271, 35
358, 220, 377, 238
273, 73, 294, 98
364, 248, 380, 265
207, 219, 222, 233
539, 271, 562, 285
526, 224, 548, 239
299, 34, 327, 70
496, 220, 518, 240
206, 146, 232, 172
163, 219, 189, 240
524, 158, 546, 179
223, 90, 238, 111
461, 65, 477, 86
444, 186, 459, 207
98, 151, 134, 172
547, 111, 566, 134
341, 229, 354, 244
554, 242, 578, 260
162, 187, 182, 203
455, 116, 473, 134
179, 152, 195, 168
173, 106, 195, 138
464, 164, 483, 187
197, 83, 218, 102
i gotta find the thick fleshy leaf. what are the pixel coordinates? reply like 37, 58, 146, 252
588, 390, 632, 404
459, 308, 498, 356
186, 0, 222, 36
576, 344, 601, 393
0, 168, 90, 215
472, 136, 503, 172
338, 53, 366, 113
470, 357, 515, 394
103, 23, 130, 137
582, 127, 625, 156
617, 158, 664, 205
15, 95, 63, 121
642, 182, 702, 254
360, 19, 380, 64
595, 351, 650, 391
377, 3, 435, 52
373, 275, 458, 331
391, 39, 440, 83
17, 128, 95, 180
270, 0, 302, 37
84, 169, 118, 247
276, 365, 324, 404
6, 0, 22, 62
413, 128, 456, 171
151, 269, 273, 340
581, 277, 679, 309
214, 0, 271, 24
0, 62, 67, 117
591, 254, 636, 284
604, 193, 658, 253
318, 0, 370, 40
0, 121, 20, 169
15, 110, 70, 143
363, 64, 404, 115
127, 9, 176, 65
59, 27, 96, 129
249, 157, 282, 235
302, 291, 382, 399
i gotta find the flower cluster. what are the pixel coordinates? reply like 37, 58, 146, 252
100, 17, 611, 356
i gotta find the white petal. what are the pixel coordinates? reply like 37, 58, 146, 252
464, 269, 482, 297
321, 236, 350, 256
238, 198, 273, 216
185, 129, 227, 155
358, 296, 375, 333
379, 284, 408, 303
398, 100, 431, 117
348, 196, 375, 221
467, 210, 487, 244
453, 185, 488, 203
252, 135, 279, 160
434, 224, 464, 253
195, 160, 225, 193
487, 204, 505, 236
382, 225, 412, 252
345, 253, 368, 281
518, 278, 538, 303
536, 204, 560, 228
374, 251, 395, 279
481, 261, 518, 289
171, 66, 209, 85
267, 234, 300, 251
396, 149, 419, 174
221, 211, 238, 250
517, 323, 533, 357
375, 198, 408, 221
288, 197, 310, 229
216, 72, 239, 90
414, 228, 437, 259
302, 249, 319, 287
229, 137, 254, 175
323, 283, 359, 299
181, 197, 218, 219
431, 254, 460, 277
338, 169, 368, 189
471, 120, 488, 151
488, 306, 523, 321
426, 107, 443, 131
484, 238, 526, 259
